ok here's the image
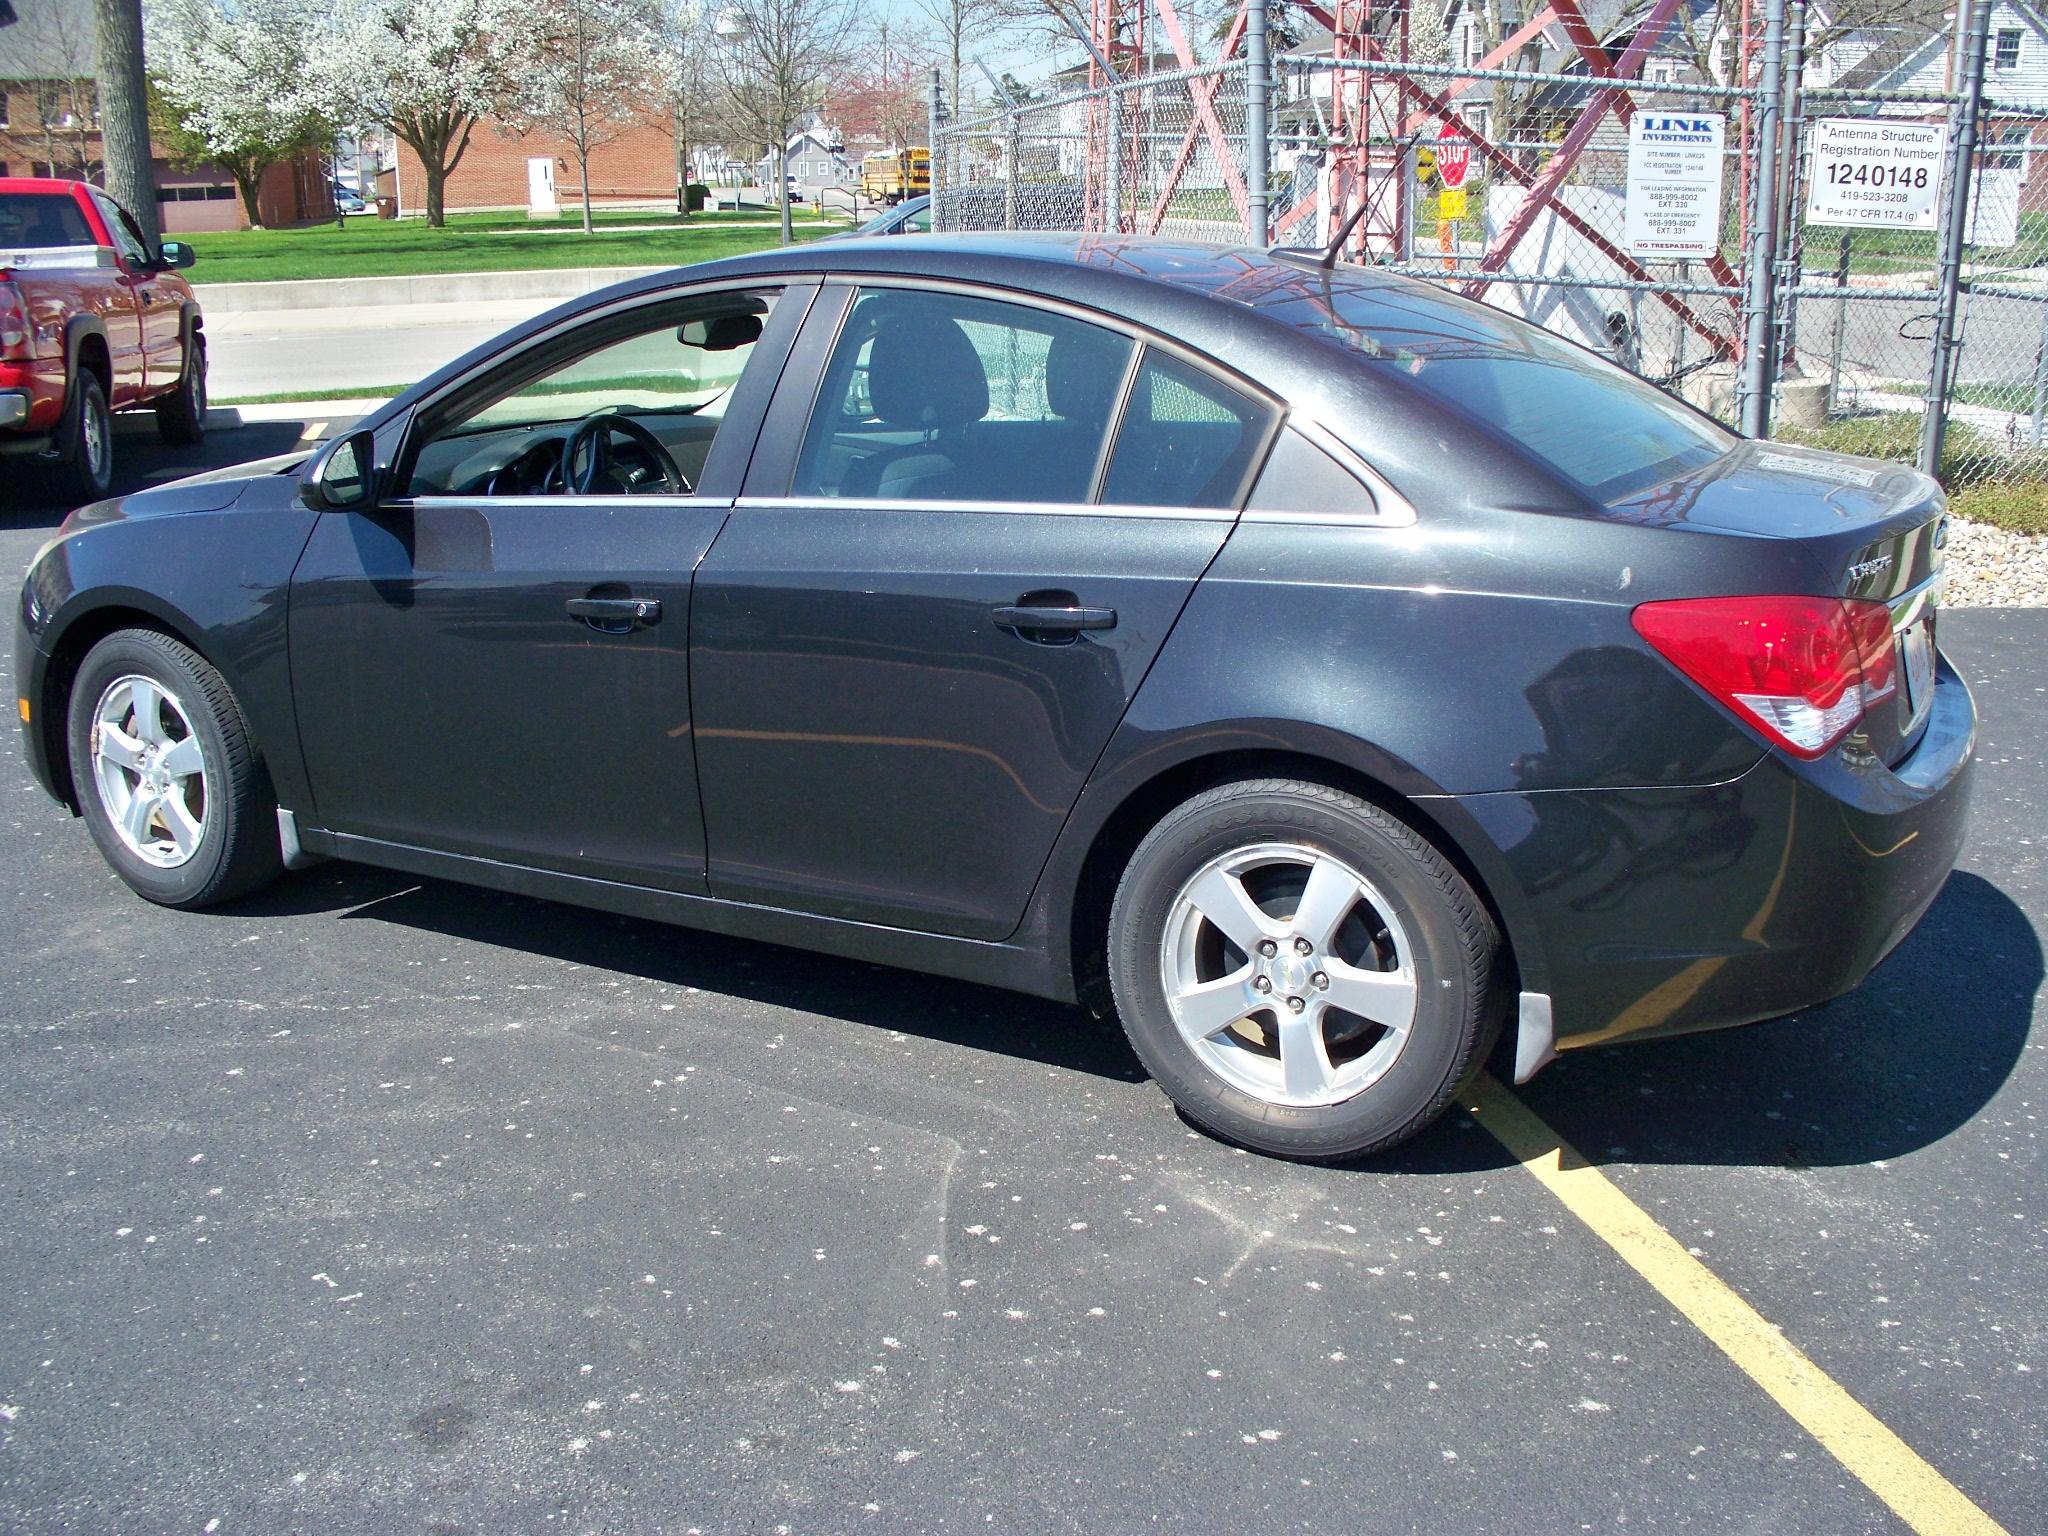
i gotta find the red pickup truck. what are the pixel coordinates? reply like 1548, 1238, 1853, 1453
1, 177, 207, 503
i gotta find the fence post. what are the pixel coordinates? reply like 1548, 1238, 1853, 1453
928, 70, 944, 232
1739, 0, 1788, 439
1775, 0, 1808, 375
1105, 83, 1122, 235
1919, 0, 1992, 476
1247, 0, 1271, 246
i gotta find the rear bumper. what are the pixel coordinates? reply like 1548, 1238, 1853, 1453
1457, 649, 1975, 1055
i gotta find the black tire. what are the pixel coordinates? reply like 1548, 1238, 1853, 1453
155, 334, 207, 445
66, 628, 282, 909
51, 369, 114, 505
1107, 778, 1503, 1161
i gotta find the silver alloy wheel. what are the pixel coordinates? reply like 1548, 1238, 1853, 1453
1160, 841, 1418, 1108
187, 347, 206, 415
90, 674, 208, 868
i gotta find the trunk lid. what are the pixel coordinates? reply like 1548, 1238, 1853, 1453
1610, 440, 1948, 767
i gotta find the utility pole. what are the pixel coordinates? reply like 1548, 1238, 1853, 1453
92, 0, 159, 248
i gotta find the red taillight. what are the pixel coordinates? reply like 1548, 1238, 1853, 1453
1631, 594, 1897, 759
0, 281, 30, 361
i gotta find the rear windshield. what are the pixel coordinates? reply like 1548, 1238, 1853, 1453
0, 193, 97, 250
1247, 264, 1734, 503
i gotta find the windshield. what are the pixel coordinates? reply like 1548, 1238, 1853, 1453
1247, 264, 1734, 503
459, 314, 762, 434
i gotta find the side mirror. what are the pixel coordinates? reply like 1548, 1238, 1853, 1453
299, 427, 378, 511
158, 240, 195, 269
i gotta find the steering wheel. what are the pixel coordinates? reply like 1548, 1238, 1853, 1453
561, 408, 689, 495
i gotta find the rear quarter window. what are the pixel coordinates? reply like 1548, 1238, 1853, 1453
0, 193, 96, 249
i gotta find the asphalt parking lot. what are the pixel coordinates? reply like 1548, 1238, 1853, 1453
1, 434, 2041, 1534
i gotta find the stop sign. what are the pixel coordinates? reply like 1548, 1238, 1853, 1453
1436, 129, 1472, 189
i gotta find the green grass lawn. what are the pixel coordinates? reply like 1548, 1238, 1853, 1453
184, 206, 849, 285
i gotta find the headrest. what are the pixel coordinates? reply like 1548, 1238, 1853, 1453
866, 309, 989, 430
1046, 332, 1128, 423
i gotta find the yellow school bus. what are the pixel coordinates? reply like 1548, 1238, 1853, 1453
859, 147, 932, 205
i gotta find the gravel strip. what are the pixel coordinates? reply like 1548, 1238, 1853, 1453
1944, 516, 2048, 607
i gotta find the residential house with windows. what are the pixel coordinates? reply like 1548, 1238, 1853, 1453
758, 122, 852, 202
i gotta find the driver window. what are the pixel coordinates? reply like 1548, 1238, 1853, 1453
405, 289, 778, 498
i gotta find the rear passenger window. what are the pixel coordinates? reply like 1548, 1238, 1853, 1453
1101, 351, 1269, 509
791, 288, 1133, 505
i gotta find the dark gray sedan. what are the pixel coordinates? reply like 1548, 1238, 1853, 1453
14, 235, 1973, 1160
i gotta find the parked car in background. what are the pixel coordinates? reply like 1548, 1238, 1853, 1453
331, 183, 371, 215
831, 195, 931, 240
13, 236, 1972, 1162
0, 177, 206, 502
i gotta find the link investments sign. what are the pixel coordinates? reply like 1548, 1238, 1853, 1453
1623, 112, 1725, 259
1806, 118, 1946, 229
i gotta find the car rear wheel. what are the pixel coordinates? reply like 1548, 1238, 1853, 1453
1107, 779, 1503, 1161
156, 335, 207, 445
66, 629, 282, 908
51, 370, 113, 504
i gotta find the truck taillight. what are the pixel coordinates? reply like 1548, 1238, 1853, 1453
0, 282, 30, 361
1632, 594, 1897, 760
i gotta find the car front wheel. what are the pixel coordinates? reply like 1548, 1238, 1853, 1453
1108, 778, 1503, 1161
66, 629, 282, 908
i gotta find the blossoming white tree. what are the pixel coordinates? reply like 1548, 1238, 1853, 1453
323, 0, 537, 228
147, 0, 332, 229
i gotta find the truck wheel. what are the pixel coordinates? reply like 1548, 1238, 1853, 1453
156, 335, 207, 445
51, 370, 114, 504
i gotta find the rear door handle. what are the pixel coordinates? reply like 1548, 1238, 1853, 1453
992, 604, 1117, 635
566, 596, 661, 633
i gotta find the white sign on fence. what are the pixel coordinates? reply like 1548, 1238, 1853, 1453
1622, 112, 1725, 258
1806, 119, 1946, 229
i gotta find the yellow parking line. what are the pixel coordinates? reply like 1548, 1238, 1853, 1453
1464, 1073, 2008, 1536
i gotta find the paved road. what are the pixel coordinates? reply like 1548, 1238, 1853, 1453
0, 435, 2041, 1533
206, 300, 546, 402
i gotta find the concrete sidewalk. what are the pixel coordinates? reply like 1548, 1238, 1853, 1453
193, 264, 672, 314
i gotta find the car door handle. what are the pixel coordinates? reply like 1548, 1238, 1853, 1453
993, 604, 1117, 635
566, 596, 661, 633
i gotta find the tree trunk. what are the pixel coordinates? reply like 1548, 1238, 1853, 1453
92, 0, 159, 247
424, 161, 447, 227
578, 148, 594, 234
779, 117, 793, 246
234, 165, 266, 230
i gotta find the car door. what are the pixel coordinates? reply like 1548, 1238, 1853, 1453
287, 281, 810, 893
93, 192, 182, 389
83, 189, 147, 403
690, 281, 1278, 939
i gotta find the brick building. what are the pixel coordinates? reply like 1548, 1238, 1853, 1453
0, 0, 332, 231
392, 114, 685, 215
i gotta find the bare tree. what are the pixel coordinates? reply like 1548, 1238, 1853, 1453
94, 0, 157, 244
914, 0, 1001, 132
518, 0, 674, 233
711, 0, 857, 245
0, 1, 100, 182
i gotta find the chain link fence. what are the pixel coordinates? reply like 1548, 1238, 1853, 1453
931, 16, 2015, 487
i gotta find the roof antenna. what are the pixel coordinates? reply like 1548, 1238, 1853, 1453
1317, 198, 1373, 269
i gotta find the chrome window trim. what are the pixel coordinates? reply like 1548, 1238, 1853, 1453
733, 495, 1238, 523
